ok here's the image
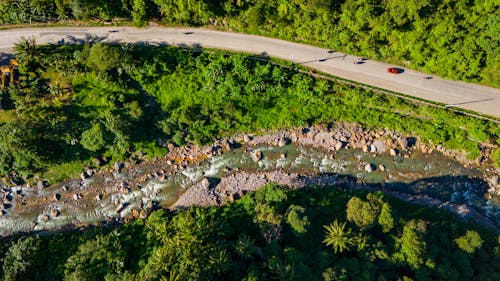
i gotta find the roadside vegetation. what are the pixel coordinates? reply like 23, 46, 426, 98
0, 0, 498, 87
0, 42, 498, 184
0, 185, 498, 281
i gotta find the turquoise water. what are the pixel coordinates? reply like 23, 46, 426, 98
0, 143, 495, 235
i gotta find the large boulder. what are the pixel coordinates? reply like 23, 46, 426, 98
251, 151, 263, 162
400, 138, 409, 150
278, 137, 290, 147
201, 178, 211, 189
364, 163, 376, 172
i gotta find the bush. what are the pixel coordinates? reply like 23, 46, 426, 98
285, 205, 310, 236
80, 123, 107, 152
455, 230, 483, 254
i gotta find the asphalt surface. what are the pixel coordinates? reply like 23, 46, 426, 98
0, 26, 499, 118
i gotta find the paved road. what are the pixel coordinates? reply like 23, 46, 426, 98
0, 26, 499, 118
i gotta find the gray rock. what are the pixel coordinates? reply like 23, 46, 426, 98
372, 140, 387, 153
491, 176, 498, 186
364, 163, 376, 172
53, 193, 61, 201
85, 169, 94, 177
400, 138, 408, 150
389, 148, 398, 156
114, 162, 123, 172
37, 180, 46, 189
96, 194, 103, 201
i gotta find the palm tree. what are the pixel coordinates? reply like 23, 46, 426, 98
14, 37, 37, 65
160, 270, 181, 281
234, 234, 256, 260
323, 220, 352, 254
354, 232, 368, 251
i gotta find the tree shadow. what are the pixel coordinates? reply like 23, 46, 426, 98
56, 34, 113, 45
0, 52, 14, 65
285, 173, 496, 230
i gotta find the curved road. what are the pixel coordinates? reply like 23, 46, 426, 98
0, 27, 499, 118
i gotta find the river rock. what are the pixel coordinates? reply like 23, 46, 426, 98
61, 185, 68, 191
85, 169, 94, 177
51, 209, 60, 217
243, 134, 252, 143
37, 180, 46, 189
421, 146, 429, 153
144, 200, 155, 212
372, 140, 387, 153
278, 137, 289, 147
280, 153, 287, 159
333, 141, 344, 151
251, 151, 263, 162
364, 163, 376, 172
389, 148, 398, 156
53, 193, 61, 201
201, 178, 210, 189
400, 138, 408, 150
114, 162, 124, 172
119, 181, 129, 189
131, 209, 140, 219
96, 194, 103, 201
116, 203, 125, 213
378, 164, 385, 172
490, 176, 499, 186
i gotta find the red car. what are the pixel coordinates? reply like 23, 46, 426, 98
387, 67, 400, 74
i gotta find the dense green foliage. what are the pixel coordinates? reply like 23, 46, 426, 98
1, 42, 498, 182
0, 185, 498, 280
1, 0, 499, 87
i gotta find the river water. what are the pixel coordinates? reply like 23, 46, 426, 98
0, 143, 497, 236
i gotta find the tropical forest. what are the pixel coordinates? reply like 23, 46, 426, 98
0, 0, 498, 281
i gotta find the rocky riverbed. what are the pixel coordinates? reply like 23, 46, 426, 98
0, 123, 498, 235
